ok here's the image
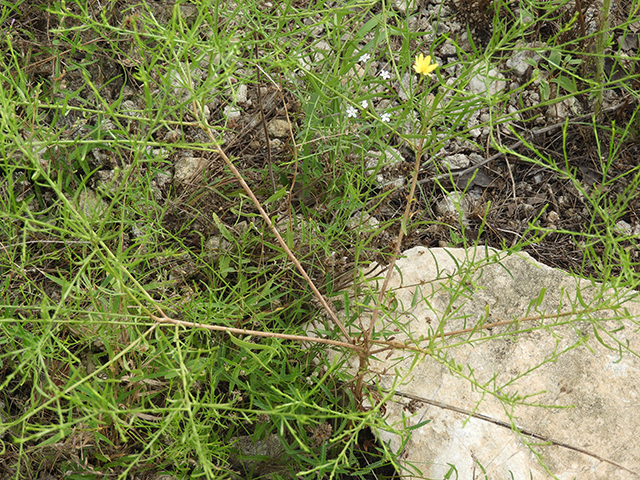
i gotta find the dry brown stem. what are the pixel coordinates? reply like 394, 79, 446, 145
151, 313, 364, 351
353, 135, 429, 401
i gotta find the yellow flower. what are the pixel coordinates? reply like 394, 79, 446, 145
413, 54, 438, 77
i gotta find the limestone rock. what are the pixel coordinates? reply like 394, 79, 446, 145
311, 247, 640, 479
365, 146, 405, 188
267, 118, 291, 138
392, 0, 417, 14
435, 191, 480, 223
440, 153, 470, 169
547, 96, 582, 121
506, 47, 542, 77
174, 156, 207, 185
468, 67, 506, 96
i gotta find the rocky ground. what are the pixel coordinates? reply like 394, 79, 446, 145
9, 0, 640, 277
2, 0, 640, 478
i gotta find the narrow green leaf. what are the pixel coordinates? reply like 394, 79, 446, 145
229, 334, 277, 352
264, 186, 289, 204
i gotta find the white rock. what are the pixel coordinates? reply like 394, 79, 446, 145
546, 209, 560, 228
435, 191, 475, 223
392, 0, 416, 14
174, 156, 207, 184
76, 189, 106, 219
267, 118, 291, 138
94, 170, 115, 191
202, 104, 211, 120
163, 130, 180, 142
121, 100, 140, 117
153, 172, 172, 189
506, 48, 541, 77
230, 434, 284, 471
527, 90, 540, 106
439, 41, 457, 56
311, 247, 640, 479
398, 72, 414, 102
468, 67, 506, 96
233, 83, 248, 104
91, 148, 112, 168
402, 104, 425, 141
205, 234, 231, 254
169, 63, 195, 101
348, 213, 379, 232
94, 167, 136, 195
341, 63, 366, 85
464, 110, 483, 138
615, 220, 633, 236
365, 146, 405, 188
440, 153, 470, 169
546, 96, 581, 121
457, 31, 472, 51
312, 40, 332, 64
223, 105, 242, 120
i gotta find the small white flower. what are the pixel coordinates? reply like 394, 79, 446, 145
346, 105, 358, 118
380, 112, 391, 122
360, 100, 368, 109
379, 70, 391, 80
359, 53, 371, 62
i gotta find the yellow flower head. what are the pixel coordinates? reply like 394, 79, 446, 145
413, 54, 438, 77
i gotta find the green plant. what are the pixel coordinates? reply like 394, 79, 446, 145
2, 0, 640, 479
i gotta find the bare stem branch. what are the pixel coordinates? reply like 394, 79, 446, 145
152, 314, 364, 351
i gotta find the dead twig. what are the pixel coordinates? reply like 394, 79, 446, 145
151, 314, 364, 352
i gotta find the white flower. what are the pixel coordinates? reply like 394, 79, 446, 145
379, 70, 391, 80
346, 105, 358, 118
360, 100, 368, 109
359, 53, 371, 62
380, 112, 391, 122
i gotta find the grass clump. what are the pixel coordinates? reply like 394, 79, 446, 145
1, 0, 640, 479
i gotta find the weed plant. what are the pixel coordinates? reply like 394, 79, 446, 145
1, 0, 640, 479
